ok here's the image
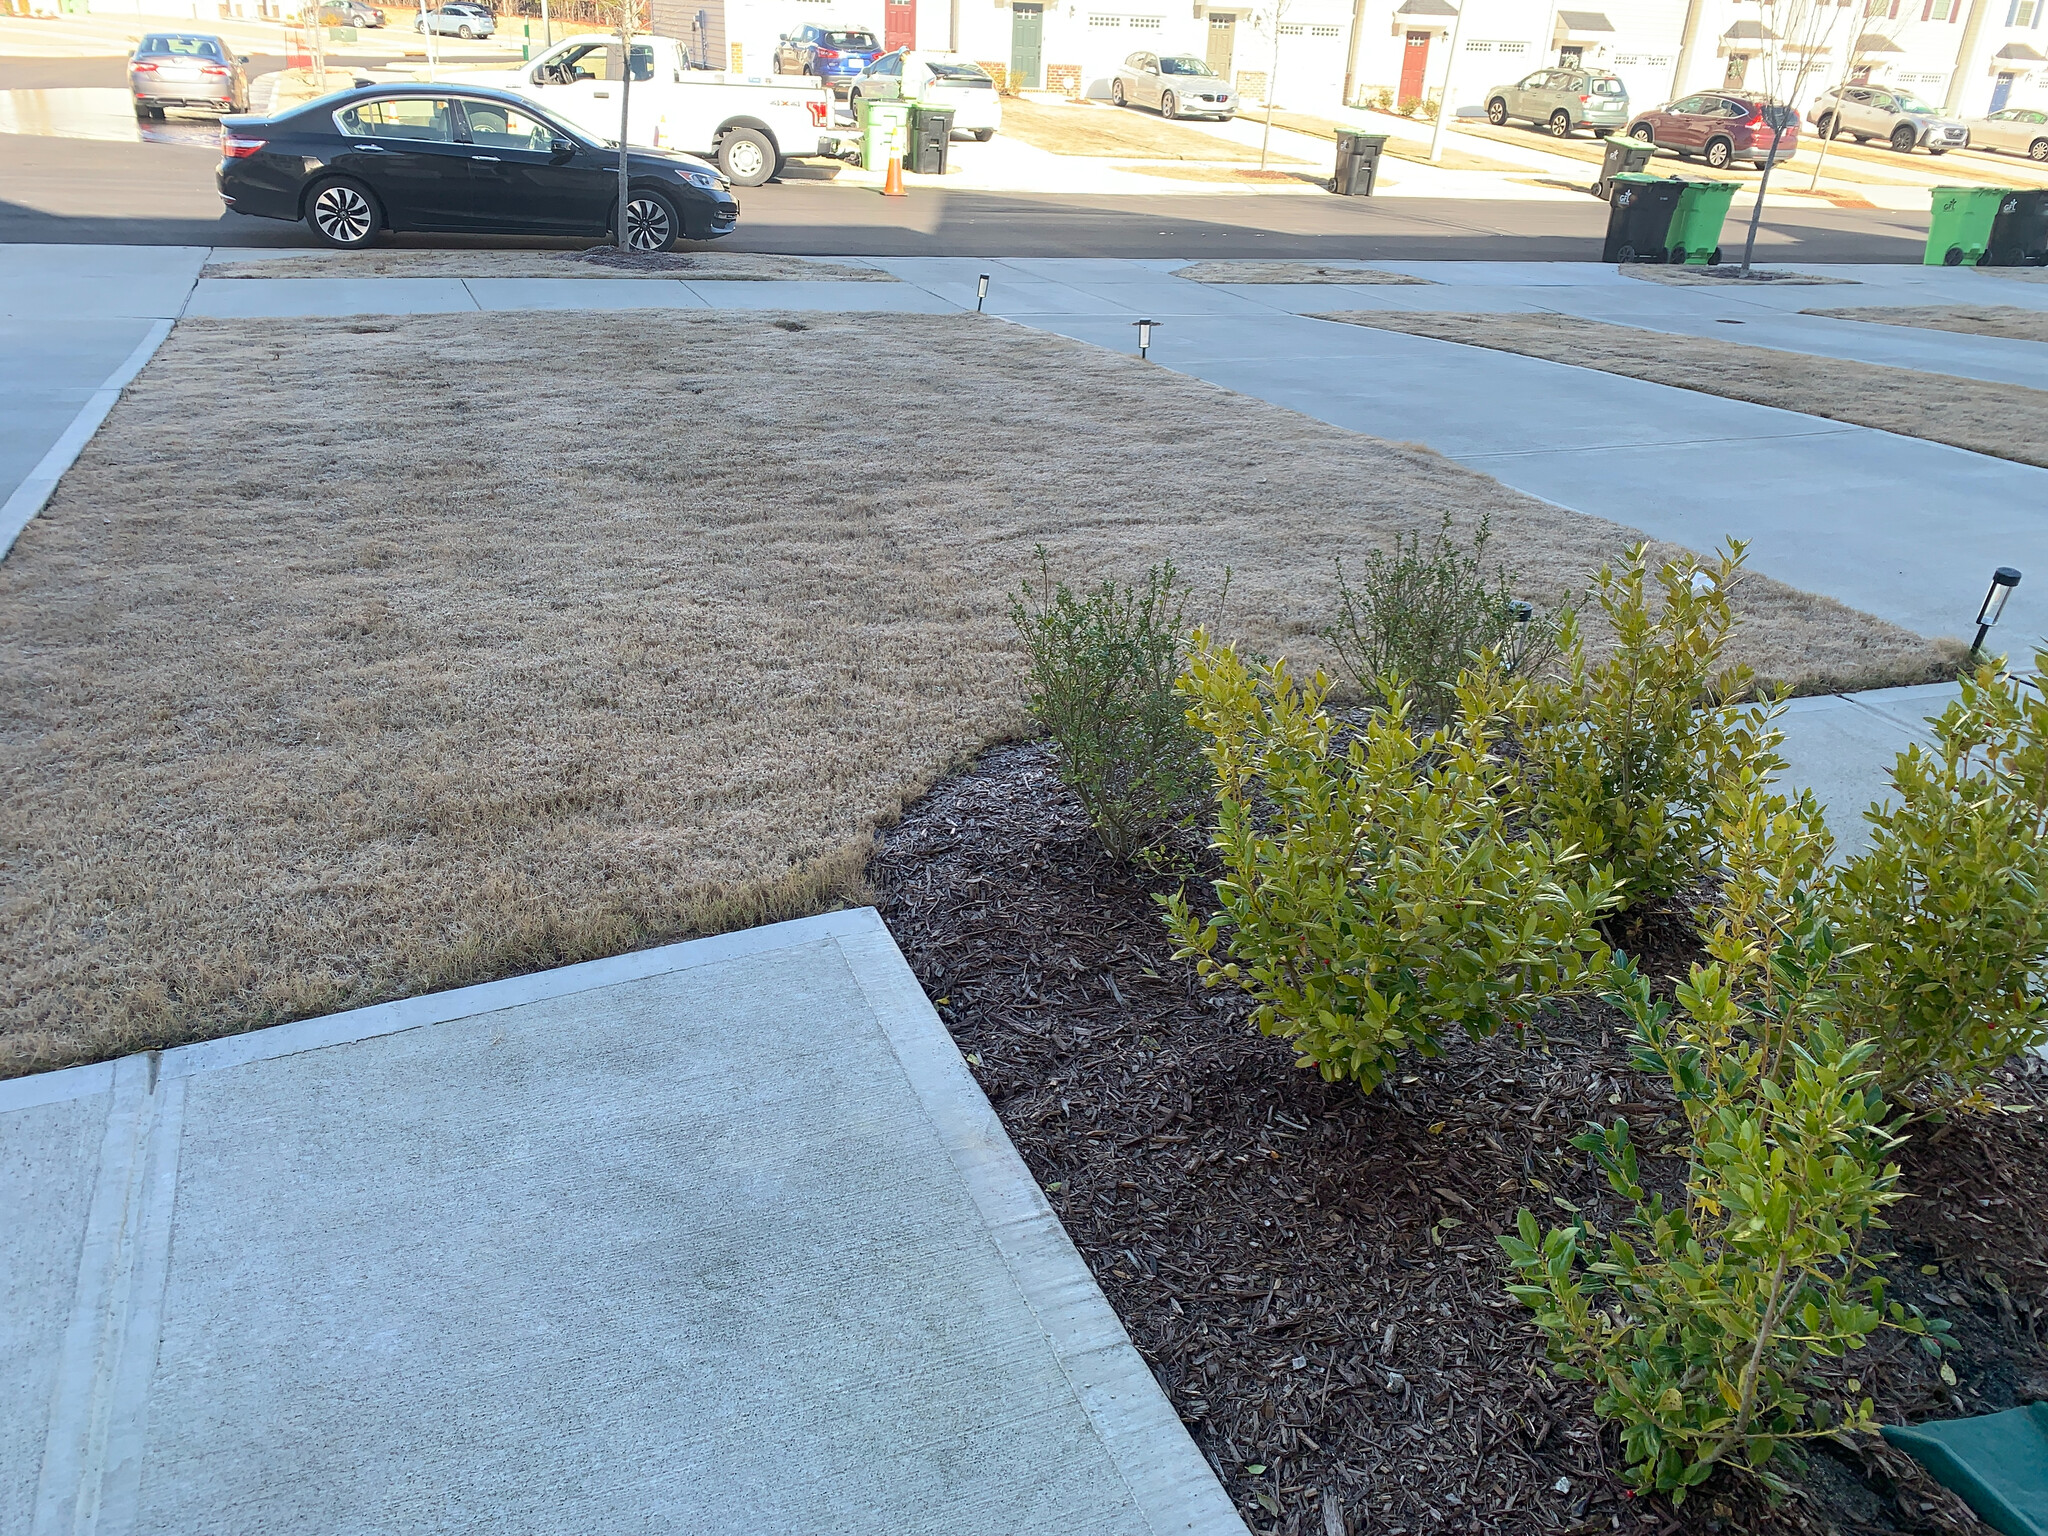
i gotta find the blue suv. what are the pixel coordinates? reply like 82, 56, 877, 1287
773, 25, 882, 93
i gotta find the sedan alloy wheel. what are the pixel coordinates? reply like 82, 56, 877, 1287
309, 179, 377, 247
624, 192, 677, 251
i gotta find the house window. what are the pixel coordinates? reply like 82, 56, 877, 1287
1087, 12, 1120, 25
1495, 40, 1527, 53
2010, 0, 2038, 22
1465, 38, 1491, 50
1646, 53, 1672, 64
1310, 23, 1339, 35
1278, 22, 1303, 33
1128, 14, 1160, 27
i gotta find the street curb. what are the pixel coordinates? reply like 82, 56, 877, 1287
0, 319, 173, 564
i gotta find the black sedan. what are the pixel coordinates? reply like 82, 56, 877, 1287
217, 84, 737, 250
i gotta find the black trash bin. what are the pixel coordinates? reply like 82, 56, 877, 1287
1987, 189, 2048, 267
1594, 134, 1654, 199
1602, 173, 1686, 264
905, 102, 955, 175
1331, 130, 1388, 196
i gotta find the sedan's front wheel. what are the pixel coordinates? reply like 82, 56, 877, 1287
1111, 79, 1125, 106
305, 177, 381, 248
456, 24, 472, 37
622, 188, 681, 252
1160, 90, 1177, 119
1487, 97, 1507, 125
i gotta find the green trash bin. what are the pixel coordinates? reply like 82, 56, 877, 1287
1882, 1403, 2048, 1536
858, 96, 912, 172
1668, 178, 1737, 265
1926, 185, 2007, 266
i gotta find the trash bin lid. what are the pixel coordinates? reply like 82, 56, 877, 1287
1882, 1404, 2048, 1536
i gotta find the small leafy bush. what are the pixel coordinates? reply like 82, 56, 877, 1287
1324, 515, 1556, 723
1501, 924, 1944, 1501
1828, 650, 2048, 1107
1010, 554, 1208, 861
1162, 637, 1617, 1093
1511, 542, 1782, 913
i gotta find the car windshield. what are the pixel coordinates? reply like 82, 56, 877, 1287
1591, 77, 1624, 95
1159, 55, 1215, 76
825, 31, 875, 47
927, 60, 991, 82
143, 35, 224, 57
1893, 91, 1937, 114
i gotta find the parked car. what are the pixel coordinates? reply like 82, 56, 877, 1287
441, 33, 834, 186
1810, 85, 1966, 154
217, 84, 737, 249
1962, 105, 2048, 161
416, 2, 494, 39
320, 0, 385, 26
129, 33, 249, 119
848, 50, 1001, 141
1625, 91, 1799, 169
1108, 52, 1236, 121
1484, 67, 1628, 137
773, 25, 882, 93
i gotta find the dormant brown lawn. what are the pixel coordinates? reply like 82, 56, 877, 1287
1316, 309, 2048, 469
0, 311, 1946, 1077
201, 250, 898, 280
1803, 303, 2048, 345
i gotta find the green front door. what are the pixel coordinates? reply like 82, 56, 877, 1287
1010, 3, 1043, 89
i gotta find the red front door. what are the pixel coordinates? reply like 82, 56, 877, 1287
1399, 30, 1429, 101
885, 0, 915, 53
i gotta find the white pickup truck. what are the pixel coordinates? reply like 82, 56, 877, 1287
438, 34, 832, 186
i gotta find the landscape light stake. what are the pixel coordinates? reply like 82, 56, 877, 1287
1969, 567, 2023, 660
977, 273, 989, 312
1134, 318, 1158, 359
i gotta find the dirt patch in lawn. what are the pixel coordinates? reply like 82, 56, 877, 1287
999, 96, 1309, 162
200, 250, 899, 280
0, 311, 1945, 1077
1318, 309, 2048, 470
1803, 303, 2048, 344
1975, 267, 2048, 284
1175, 261, 1431, 285
1619, 264, 1858, 286
1116, 164, 1323, 185
872, 737, 2048, 1536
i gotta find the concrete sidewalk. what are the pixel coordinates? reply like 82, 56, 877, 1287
2, 909, 1245, 1536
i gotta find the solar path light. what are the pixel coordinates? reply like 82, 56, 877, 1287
976, 273, 989, 312
1969, 567, 2022, 660
1134, 318, 1159, 359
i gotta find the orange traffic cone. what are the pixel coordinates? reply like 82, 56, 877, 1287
883, 152, 905, 198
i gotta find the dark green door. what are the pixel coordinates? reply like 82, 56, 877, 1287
1010, 3, 1043, 89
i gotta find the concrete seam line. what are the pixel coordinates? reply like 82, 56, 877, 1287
0, 908, 882, 1112
833, 923, 1251, 1536
0, 318, 173, 563
30, 1055, 185, 1536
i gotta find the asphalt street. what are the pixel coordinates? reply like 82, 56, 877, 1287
0, 128, 1932, 258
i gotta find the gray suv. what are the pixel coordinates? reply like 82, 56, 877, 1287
1485, 67, 1629, 137
1811, 85, 1967, 155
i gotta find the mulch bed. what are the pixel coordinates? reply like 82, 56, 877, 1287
870, 740, 2048, 1536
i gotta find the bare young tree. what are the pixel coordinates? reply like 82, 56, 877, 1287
1806, 12, 1901, 192
1736, 0, 1853, 271
612, 0, 644, 249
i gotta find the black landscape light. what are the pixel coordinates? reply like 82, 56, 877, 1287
976, 273, 989, 312
1969, 567, 2022, 659
1134, 318, 1159, 359
1510, 601, 1534, 624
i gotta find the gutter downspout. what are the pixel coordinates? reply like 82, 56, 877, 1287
1340, 0, 1370, 109
1670, 0, 1707, 99
1943, 0, 1990, 115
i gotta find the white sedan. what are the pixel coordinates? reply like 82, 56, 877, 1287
848, 50, 1002, 140
1109, 50, 1236, 120
1964, 105, 2048, 161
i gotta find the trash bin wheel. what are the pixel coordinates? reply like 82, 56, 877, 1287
1944, 245, 1965, 266
1710, 247, 1723, 266
1669, 247, 1687, 265
1616, 244, 1637, 264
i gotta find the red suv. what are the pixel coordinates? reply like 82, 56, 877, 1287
1624, 92, 1800, 171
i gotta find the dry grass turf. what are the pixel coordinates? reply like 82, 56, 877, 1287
0, 311, 1948, 1077
200, 250, 898, 280
1174, 261, 1431, 285
1803, 302, 2048, 344
997, 96, 1308, 162
1316, 309, 2048, 469
1618, 264, 1857, 286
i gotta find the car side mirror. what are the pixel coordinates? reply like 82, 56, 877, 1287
550, 137, 574, 160
237, 53, 250, 62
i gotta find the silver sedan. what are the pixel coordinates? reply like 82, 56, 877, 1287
129, 32, 249, 120
1109, 51, 1236, 121
1965, 105, 2048, 161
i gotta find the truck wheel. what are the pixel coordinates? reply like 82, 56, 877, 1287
1487, 97, 1507, 125
717, 127, 776, 187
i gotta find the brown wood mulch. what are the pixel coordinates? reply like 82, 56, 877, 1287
870, 739, 2048, 1536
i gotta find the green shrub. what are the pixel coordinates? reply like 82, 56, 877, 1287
1828, 650, 2048, 1107
1162, 637, 1617, 1093
1511, 542, 1782, 913
1501, 926, 1944, 1502
1010, 554, 1208, 860
1323, 514, 1557, 723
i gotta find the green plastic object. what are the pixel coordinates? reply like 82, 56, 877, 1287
1882, 1403, 2048, 1536
1926, 185, 2006, 267
858, 96, 912, 170
1668, 178, 1737, 265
